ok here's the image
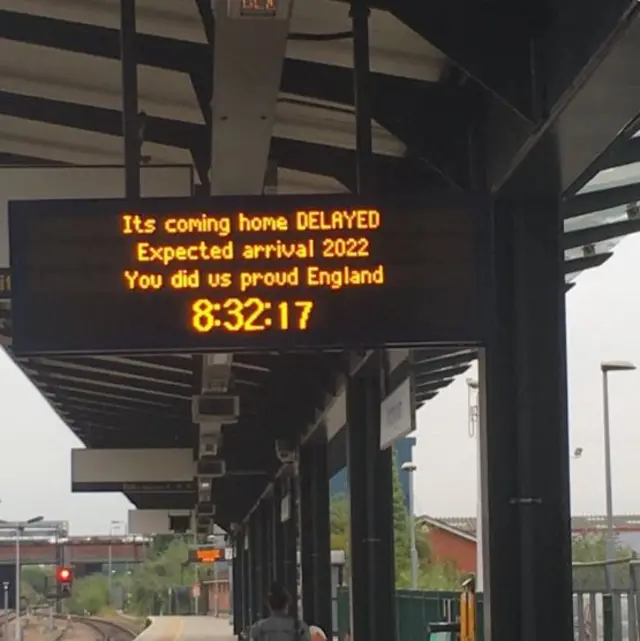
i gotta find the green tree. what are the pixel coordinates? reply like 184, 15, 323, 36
21, 566, 54, 603
69, 574, 109, 615
572, 532, 633, 563
392, 450, 412, 575
330, 492, 349, 552
572, 532, 636, 591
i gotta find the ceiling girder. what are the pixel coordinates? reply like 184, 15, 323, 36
29, 357, 193, 391
41, 380, 187, 410
280, 59, 472, 188
386, 0, 534, 119
48, 391, 185, 420
32, 366, 191, 401
271, 137, 440, 192
415, 363, 470, 385
564, 252, 612, 274
564, 218, 640, 250
563, 183, 640, 219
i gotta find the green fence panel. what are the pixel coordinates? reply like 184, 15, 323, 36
396, 590, 460, 641
336, 588, 484, 641
337, 587, 350, 640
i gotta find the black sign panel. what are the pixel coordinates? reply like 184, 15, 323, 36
8, 193, 484, 355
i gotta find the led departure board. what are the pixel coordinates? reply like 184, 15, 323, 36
189, 547, 223, 563
8, 194, 484, 355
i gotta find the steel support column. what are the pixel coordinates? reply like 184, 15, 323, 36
299, 443, 316, 622
299, 432, 333, 632
260, 499, 273, 617
232, 534, 243, 636
248, 514, 260, 624
241, 527, 251, 635
312, 432, 333, 636
347, 0, 396, 637
272, 478, 285, 585
347, 357, 396, 641
282, 473, 299, 620
119, 0, 140, 199
481, 197, 573, 641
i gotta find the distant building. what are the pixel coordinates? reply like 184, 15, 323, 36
330, 436, 416, 509
417, 513, 640, 575
418, 516, 477, 575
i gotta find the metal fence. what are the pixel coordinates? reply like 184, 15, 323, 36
334, 560, 640, 641
572, 558, 640, 641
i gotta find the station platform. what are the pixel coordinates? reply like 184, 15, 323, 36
141, 617, 235, 641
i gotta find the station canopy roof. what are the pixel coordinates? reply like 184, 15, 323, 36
0, 1, 639, 528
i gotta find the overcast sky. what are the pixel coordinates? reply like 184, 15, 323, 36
1, 235, 639, 534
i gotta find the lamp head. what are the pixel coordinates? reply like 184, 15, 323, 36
601, 360, 636, 373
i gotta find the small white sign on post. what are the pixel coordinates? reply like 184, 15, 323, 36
380, 375, 416, 450
224, 547, 233, 561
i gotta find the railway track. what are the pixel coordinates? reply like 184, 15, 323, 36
25, 613, 137, 641
63, 616, 136, 641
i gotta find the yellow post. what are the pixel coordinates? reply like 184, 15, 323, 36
460, 575, 476, 641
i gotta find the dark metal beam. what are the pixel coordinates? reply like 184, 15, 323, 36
413, 349, 477, 369
607, 135, 640, 169
564, 252, 612, 274
120, 0, 141, 199
415, 390, 437, 403
107, 355, 196, 371
48, 391, 185, 419
0, 90, 201, 147
414, 378, 455, 395
270, 137, 439, 193
563, 116, 640, 197
564, 183, 640, 219
0, 153, 68, 166
414, 363, 470, 385
0, 10, 197, 72
29, 358, 192, 391
40, 381, 187, 410
386, 0, 534, 119
564, 217, 640, 249
32, 367, 191, 401
491, 3, 640, 197
0, 91, 207, 181
281, 59, 473, 188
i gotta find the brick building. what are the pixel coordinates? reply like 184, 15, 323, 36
417, 516, 477, 575
417, 513, 640, 575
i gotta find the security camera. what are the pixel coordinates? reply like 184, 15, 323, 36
192, 393, 239, 423
198, 458, 226, 478
275, 439, 296, 464
199, 433, 221, 458
198, 476, 213, 503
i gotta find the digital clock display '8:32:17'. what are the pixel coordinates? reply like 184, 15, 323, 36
190, 297, 314, 333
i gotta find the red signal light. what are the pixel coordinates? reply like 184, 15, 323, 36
56, 567, 72, 583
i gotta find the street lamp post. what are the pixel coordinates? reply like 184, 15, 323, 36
400, 462, 418, 589
600, 360, 636, 591
108, 520, 125, 606
7, 516, 44, 641
3, 581, 9, 639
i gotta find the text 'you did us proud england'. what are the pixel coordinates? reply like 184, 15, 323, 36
120, 208, 387, 294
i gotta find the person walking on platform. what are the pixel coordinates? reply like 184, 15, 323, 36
249, 583, 310, 641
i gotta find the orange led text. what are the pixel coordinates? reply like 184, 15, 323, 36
295, 209, 380, 231
135, 241, 234, 265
